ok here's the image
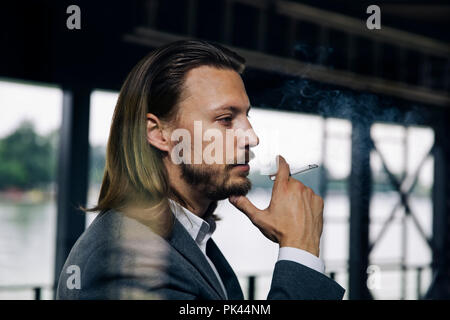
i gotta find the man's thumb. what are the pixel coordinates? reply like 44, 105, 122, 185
229, 195, 260, 222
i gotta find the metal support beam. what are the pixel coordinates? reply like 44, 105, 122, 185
317, 26, 329, 66
144, 0, 159, 28
426, 111, 450, 299
186, 0, 198, 37
420, 55, 432, 88
346, 34, 356, 71
256, 6, 268, 51
222, 0, 234, 44
275, 0, 450, 58
286, 18, 297, 56
349, 117, 373, 300
53, 86, 91, 296
372, 41, 382, 78
396, 47, 407, 83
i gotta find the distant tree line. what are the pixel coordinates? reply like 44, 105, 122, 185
0, 120, 56, 190
0, 120, 429, 196
0, 120, 106, 191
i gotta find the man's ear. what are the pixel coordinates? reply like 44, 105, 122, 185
146, 113, 170, 152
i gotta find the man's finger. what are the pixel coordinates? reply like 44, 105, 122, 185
273, 155, 290, 186
229, 195, 261, 223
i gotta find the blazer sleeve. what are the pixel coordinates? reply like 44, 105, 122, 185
267, 260, 345, 300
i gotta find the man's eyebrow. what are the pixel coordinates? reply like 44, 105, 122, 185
214, 105, 252, 114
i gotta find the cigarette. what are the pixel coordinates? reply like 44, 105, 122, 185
262, 164, 319, 181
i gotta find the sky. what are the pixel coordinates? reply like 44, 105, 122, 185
0, 79, 434, 187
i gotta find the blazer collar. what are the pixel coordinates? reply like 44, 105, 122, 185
206, 238, 244, 300
168, 217, 227, 299
168, 199, 216, 250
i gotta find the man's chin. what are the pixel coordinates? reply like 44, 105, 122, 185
205, 177, 252, 201
225, 177, 252, 197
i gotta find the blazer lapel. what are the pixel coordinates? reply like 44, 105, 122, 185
168, 218, 227, 299
206, 238, 244, 300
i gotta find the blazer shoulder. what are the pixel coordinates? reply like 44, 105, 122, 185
56, 209, 173, 299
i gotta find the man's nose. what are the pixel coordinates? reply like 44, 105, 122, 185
240, 124, 259, 149
247, 128, 259, 148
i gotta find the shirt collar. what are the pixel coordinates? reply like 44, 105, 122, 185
168, 199, 216, 248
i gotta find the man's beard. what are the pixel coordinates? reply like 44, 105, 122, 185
180, 163, 252, 201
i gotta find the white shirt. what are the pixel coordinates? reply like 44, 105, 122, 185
168, 199, 325, 298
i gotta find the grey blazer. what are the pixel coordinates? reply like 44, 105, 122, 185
56, 209, 345, 300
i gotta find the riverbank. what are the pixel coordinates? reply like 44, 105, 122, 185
0, 188, 55, 204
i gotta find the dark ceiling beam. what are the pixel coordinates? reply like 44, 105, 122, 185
275, 0, 450, 57
228, 0, 450, 56
123, 27, 450, 108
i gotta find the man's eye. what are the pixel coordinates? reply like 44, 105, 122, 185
219, 117, 232, 124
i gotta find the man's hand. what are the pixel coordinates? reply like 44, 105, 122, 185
228, 155, 324, 257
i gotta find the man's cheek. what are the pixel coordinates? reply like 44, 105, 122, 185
224, 129, 236, 164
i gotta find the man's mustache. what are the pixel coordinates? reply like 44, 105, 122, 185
227, 150, 255, 168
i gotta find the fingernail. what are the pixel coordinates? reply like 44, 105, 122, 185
229, 196, 237, 203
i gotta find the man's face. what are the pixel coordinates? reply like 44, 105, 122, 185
168, 65, 259, 200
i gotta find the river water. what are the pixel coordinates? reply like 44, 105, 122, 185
0, 188, 433, 299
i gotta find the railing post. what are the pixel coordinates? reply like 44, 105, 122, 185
247, 275, 256, 300
33, 287, 41, 300
417, 267, 423, 299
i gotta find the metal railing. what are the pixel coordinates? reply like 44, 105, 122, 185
0, 263, 431, 300
0, 284, 52, 300
241, 263, 432, 300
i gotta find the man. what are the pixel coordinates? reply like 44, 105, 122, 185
56, 40, 345, 300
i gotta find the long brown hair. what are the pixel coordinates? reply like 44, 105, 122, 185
83, 40, 245, 234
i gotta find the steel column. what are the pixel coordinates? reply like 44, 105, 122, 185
53, 86, 91, 296
426, 111, 450, 298
349, 117, 373, 300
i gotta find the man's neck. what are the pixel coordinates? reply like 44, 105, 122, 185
165, 160, 212, 218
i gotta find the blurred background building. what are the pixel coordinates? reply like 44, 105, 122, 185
0, 0, 449, 299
